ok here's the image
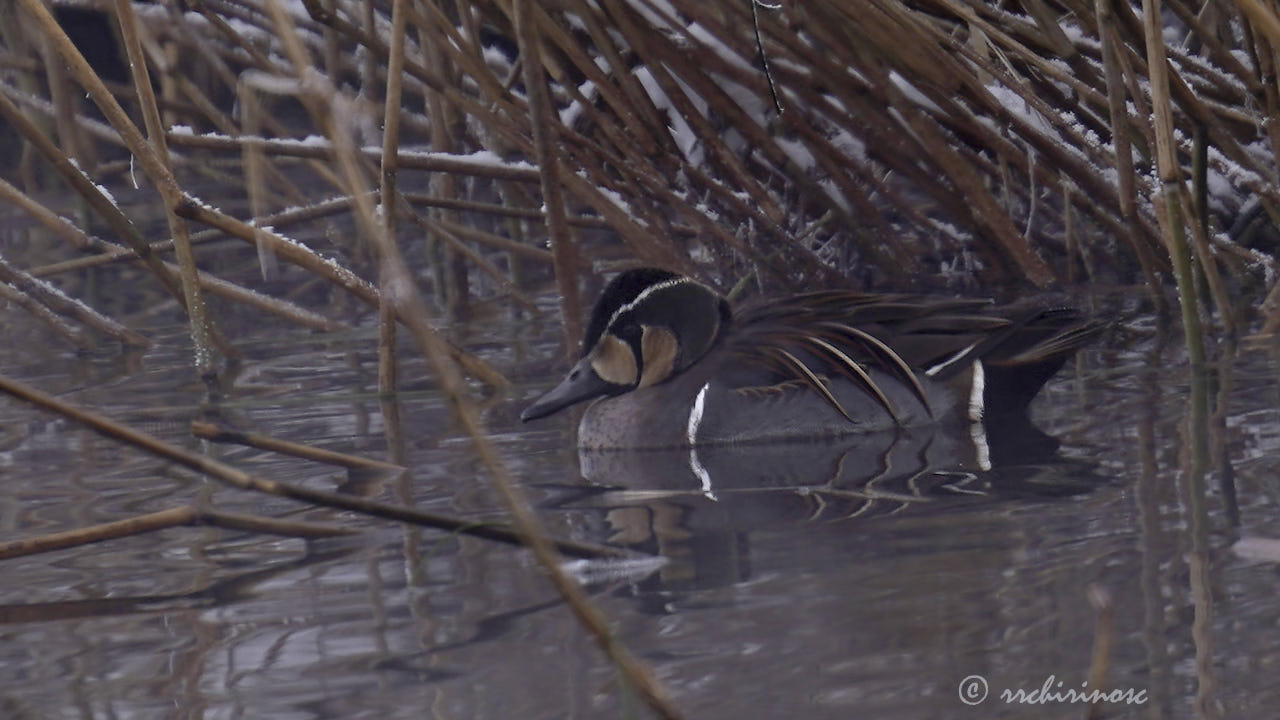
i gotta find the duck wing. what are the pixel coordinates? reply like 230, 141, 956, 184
722, 292, 1103, 422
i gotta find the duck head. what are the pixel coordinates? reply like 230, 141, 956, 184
521, 268, 730, 421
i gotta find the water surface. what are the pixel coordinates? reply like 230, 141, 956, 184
0, 283, 1277, 720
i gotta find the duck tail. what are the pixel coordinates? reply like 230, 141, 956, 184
981, 308, 1106, 418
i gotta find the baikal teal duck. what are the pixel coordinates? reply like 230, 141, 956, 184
522, 268, 1104, 450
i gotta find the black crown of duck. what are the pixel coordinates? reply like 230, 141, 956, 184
522, 268, 1103, 449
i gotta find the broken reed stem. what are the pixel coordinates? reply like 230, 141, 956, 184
1238, 6, 1280, 169
374, 254, 398, 405
376, 0, 409, 401
1178, 183, 1235, 336
110, 0, 223, 374
602, 0, 783, 227
30, 194, 369, 277
23, 232, 343, 333
174, 197, 378, 301
430, 216, 554, 262
1141, 0, 1206, 367
1094, 0, 1167, 309
164, 130, 543, 181
16, 0, 229, 366
0, 505, 355, 561
167, 116, 678, 273
412, 2, 469, 315
0, 281, 91, 350
165, 262, 344, 331
239, 82, 280, 279
394, 193, 541, 311
0, 88, 194, 312
0, 176, 102, 252
0, 179, 167, 346
400, 193, 616, 231
0, 372, 623, 560
514, 0, 582, 358
172, 174, 507, 387
529, 0, 655, 153
191, 421, 405, 471
39, 28, 88, 176
880, 71, 1056, 286
0, 253, 150, 347
1085, 584, 1115, 720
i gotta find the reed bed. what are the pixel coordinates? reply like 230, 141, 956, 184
2, 2, 1280, 322
1, 1, 1277, 352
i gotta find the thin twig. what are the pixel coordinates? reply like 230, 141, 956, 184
751, 0, 784, 115
0, 373, 625, 560
191, 421, 405, 472
0, 505, 355, 561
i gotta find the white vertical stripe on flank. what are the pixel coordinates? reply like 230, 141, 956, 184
687, 382, 709, 445
970, 420, 992, 471
967, 360, 985, 422
687, 383, 715, 499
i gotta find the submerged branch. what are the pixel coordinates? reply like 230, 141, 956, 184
0, 505, 355, 561
0, 373, 624, 561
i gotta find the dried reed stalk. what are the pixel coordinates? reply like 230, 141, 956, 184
191, 421, 404, 471
115, 0, 226, 368
0, 280, 91, 351
0, 89, 194, 309
1142, 0, 1206, 367
513, 0, 583, 356
30, 0, 1256, 308
1095, 0, 1166, 308
1084, 584, 1116, 720
9, 0, 1278, 398
18, 0, 226, 372
0, 505, 355, 561
0, 372, 623, 560
376, 0, 409, 403
0, 253, 149, 347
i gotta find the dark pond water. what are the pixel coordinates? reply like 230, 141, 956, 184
1, 272, 1278, 719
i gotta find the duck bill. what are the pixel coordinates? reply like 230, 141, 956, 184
521, 357, 616, 422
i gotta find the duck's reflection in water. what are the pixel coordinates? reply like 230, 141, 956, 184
559, 417, 1105, 593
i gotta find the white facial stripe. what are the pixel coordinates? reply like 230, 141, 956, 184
605, 277, 694, 332
968, 360, 985, 422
